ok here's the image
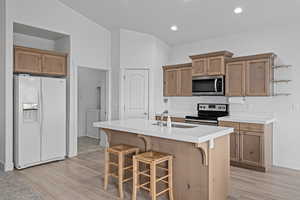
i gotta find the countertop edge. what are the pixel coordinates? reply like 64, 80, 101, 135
218, 117, 276, 124
93, 122, 234, 144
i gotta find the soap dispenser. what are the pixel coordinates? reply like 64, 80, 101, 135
167, 116, 172, 128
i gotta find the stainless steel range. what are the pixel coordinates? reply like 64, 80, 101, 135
185, 103, 229, 126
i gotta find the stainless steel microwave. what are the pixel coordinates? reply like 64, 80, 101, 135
192, 76, 224, 96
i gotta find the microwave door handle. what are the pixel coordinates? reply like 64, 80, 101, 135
214, 79, 218, 92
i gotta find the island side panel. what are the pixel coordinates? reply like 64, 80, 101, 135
104, 129, 208, 200
150, 136, 208, 200
210, 134, 230, 200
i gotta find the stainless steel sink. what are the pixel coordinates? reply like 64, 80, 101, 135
152, 122, 196, 129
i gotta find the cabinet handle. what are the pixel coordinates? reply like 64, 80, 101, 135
250, 151, 254, 155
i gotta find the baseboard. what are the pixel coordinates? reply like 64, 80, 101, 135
0, 161, 4, 171
0, 161, 14, 172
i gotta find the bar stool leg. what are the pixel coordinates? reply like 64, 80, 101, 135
104, 148, 109, 191
132, 157, 138, 200
168, 158, 174, 200
118, 152, 124, 199
150, 162, 157, 200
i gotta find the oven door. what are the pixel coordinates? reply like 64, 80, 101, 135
192, 76, 224, 96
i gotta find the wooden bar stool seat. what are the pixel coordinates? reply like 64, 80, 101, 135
104, 144, 139, 199
132, 151, 174, 200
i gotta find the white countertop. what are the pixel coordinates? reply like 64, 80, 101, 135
93, 119, 233, 144
218, 115, 275, 124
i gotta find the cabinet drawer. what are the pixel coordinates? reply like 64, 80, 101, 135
240, 123, 264, 132
219, 121, 239, 131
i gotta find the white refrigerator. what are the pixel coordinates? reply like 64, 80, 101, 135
14, 75, 66, 169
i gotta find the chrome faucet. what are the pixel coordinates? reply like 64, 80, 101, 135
159, 110, 169, 126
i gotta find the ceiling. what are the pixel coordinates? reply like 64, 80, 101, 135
59, 0, 300, 45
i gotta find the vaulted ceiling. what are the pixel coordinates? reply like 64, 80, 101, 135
59, 0, 300, 45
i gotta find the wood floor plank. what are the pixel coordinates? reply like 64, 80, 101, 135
10, 149, 300, 200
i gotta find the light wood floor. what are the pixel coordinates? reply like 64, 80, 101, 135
78, 136, 101, 154
14, 149, 300, 200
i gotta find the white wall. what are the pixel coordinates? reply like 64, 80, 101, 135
13, 33, 56, 51
110, 29, 121, 120
120, 29, 170, 118
2, 0, 111, 171
168, 24, 300, 170
0, 0, 6, 170
78, 67, 106, 137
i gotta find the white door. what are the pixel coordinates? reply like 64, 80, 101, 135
14, 76, 41, 168
124, 69, 149, 119
41, 77, 66, 161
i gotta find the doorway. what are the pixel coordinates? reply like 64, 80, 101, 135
77, 67, 107, 154
122, 69, 149, 120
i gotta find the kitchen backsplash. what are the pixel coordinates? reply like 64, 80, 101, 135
165, 96, 275, 118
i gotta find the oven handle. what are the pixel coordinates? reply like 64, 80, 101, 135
185, 119, 218, 124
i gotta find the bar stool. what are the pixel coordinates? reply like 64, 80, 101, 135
132, 151, 174, 200
104, 144, 140, 199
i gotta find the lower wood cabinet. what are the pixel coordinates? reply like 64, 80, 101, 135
219, 121, 273, 172
163, 63, 192, 97
14, 46, 67, 77
239, 131, 263, 167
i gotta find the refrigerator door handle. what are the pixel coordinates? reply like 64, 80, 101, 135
40, 80, 44, 133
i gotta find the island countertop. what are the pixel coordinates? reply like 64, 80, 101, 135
93, 119, 233, 144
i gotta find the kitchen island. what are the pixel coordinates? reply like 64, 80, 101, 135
94, 119, 234, 200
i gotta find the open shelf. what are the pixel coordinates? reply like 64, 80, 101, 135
273, 65, 292, 69
273, 93, 291, 96
272, 80, 292, 83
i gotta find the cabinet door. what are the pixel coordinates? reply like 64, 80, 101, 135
14, 49, 42, 74
246, 59, 271, 96
225, 62, 246, 96
240, 131, 263, 167
42, 54, 67, 76
179, 68, 192, 96
230, 132, 240, 162
219, 121, 240, 162
207, 56, 225, 75
192, 58, 207, 76
164, 69, 179, 96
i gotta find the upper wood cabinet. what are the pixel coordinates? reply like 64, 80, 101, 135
14, 46, 67, 77
14, 48, 42, 74
190, 51, 233, 77
207, 56, 225, 75
246, 59, 272, 96
191, 58, 207, 76
42, 54, 67, 76
164, 68, 178, 96
225, 53, 275, 97
179, 67, 192, 96
163, 63, 192, 97
225, 61, 245, 96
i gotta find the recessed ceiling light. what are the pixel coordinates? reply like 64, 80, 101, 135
234, 7, 243, 14
170, 25, 178, 31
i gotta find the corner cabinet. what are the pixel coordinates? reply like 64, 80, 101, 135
219, 121, 273, 172
225, 53, 276, 97
190, 51, 233, 76
163, 63, 192, 97
14, 46, 67, 77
